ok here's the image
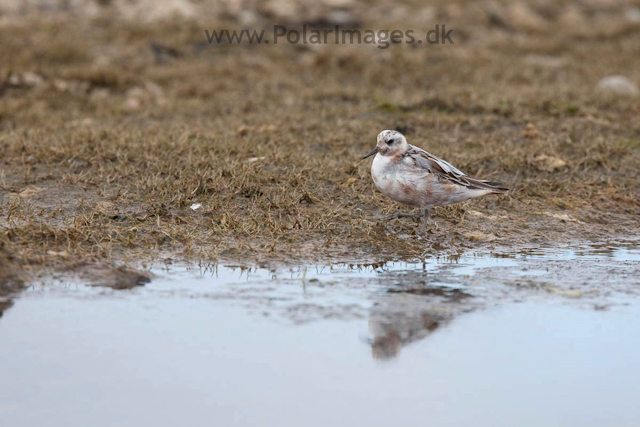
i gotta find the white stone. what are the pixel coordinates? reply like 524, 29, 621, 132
596, 75, 638, 96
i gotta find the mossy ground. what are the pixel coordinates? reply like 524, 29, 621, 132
1, 6, 639, 270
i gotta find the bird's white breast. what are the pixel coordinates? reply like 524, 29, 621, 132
370, 153, 391, 188
370, 154, 418, 206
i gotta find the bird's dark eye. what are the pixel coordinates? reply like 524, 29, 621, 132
386, 139, 394, 145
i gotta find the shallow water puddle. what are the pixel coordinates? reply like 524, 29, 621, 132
1, 243, 640, 426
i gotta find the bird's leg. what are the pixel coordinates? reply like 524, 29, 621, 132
378, 210, 423, 221
418, 208, 430, 235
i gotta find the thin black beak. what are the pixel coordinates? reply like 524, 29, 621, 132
362, 147, 378, 159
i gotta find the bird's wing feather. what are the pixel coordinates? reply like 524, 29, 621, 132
406, 145, 508, 193
408, 145, 466, 176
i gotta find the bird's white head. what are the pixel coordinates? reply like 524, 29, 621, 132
362, 130, 408, 160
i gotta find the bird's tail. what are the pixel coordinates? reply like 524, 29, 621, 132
466, 178, 509, 194
483, 181, 509, 193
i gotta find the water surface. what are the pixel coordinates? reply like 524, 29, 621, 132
1, 243, 639, 426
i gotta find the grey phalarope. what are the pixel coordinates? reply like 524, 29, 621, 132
362, 130, 508, 234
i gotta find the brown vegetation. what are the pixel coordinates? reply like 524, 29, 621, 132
0, 1, 639, 268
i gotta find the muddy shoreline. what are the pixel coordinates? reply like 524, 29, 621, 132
1, 3, 639, 273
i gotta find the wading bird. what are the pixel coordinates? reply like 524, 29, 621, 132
362, 130, 508, 234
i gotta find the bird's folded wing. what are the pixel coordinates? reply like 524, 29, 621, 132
407, 145, 507, 192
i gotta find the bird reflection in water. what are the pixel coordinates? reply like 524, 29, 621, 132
368, 285, 474, 360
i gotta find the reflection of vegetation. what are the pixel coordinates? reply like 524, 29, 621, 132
0, 299, 15, 319
0, 246, 23, 319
